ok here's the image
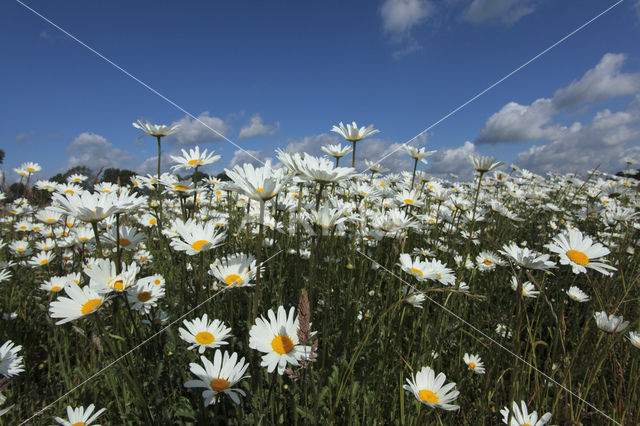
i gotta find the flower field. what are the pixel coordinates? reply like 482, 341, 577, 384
1, 125, 639, 425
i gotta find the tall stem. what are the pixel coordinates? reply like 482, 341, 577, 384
351, 141, 357, 168
155, 135, 164, 226
192, 165, 199, 218
252, 200, 266, 319
115, 213, 122, 274
91, 221, 103, 256
410, 158, 418, 189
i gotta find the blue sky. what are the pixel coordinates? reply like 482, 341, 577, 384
2, 0, 640, 182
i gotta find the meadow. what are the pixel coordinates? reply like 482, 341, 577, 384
0, 125, 638, 425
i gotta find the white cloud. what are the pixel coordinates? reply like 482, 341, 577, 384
63, 132, 135, 171
477, 53, 640, 145
282, 133, 340, 155
380, 0, 432, 57
424, 141, 477, 180
461, 0, 535, 26
476, 98, 557, 143
162, 112, 230, 146
39, 31, 51, 39
238, 114, 280, 139
515, 99, 640, 174
136, 154, 173, 176
226, 149, 273, 169
552, 53, 640, 109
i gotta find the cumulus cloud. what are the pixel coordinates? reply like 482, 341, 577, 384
515, 100, 640, 174
461, 0, 535, 26
553, 53, 640, 109
281, 133, 340, 155
136, 154, 173, 176
424, 141, 477, 180
476, 53, 640, 145
238, 114, 280, 139
226, 149, 274, 169
380, 0, 433, 56
63, 132, 136, 171
162, 112, 230, 146
476, 98, 557, 143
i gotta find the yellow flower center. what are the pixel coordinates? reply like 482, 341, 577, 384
210, 378, 230, 392
50, 286, 61, 292
191, 240, 209, 251
45, 218, 56, 222
113, 280, 125, 291
256, 187, 264, 194
483, 259, 492, 266
149, 218, 157, 224
39, 259, 49, 265
188, 159, 199, 165
195, 331, 215, 345
174, 185, 189, 191
271, 335, 294, 354
16, 247, 24, 252
27, 167, 36, 172
409, 267, 423, 277
137, 291, 152, 302
224, 274, 243, 286
65, 189, 74, 194
71, 422, 85, 426
469, 362, 476, 369
566, 249, 589, 266
404, 199, 415, 204
119, 238, 131, 247
154, 279, 161, 285
81, 299, 101, 315
79, 237, 89, 242
418, 389, 439, 404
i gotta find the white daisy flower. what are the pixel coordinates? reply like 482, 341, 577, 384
0, 340, 25, 377
566, 286, 590, 302
403, 366, 460, 411
594, 311, 629, 333
248, 306, 313, 375
49, 283, 106, 325
500, 400, 551, 425
53, 403, 106, 426
184, 350, 250, 406
179, 314, 232, 354
463, 353, 485, 374
545, 229, 616, 275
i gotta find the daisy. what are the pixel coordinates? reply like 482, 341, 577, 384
510, 276, 539, 298
594, 311, 629, 333
463, 353, 485, 374
396, 189, 424, 208
297, 155, 357, 184
398, 253, 431, 281
170, 146, 221, 171
0, 340, 25, 377
208, 253, 259, 288
566, 286, 590, 302
27, 251, 55, 268
331, 122, 380, 166
499, 243, 556, 271
545, 229, 616, 275
49, 283, 106, 325
468, 154, 505, 173
0, 269, 12, 284
500, 400, 551, 425
405, 145, 436, 162
132, 119, 180, 138
184, 350, 250, 406
127, 277, 165, 314
84, 259, 139, 293
141, 309, 169, 327
179, 314, 232, 353
170, 219, 226, 255
35, 208, 62, 224
402, 286, 425, 309
66, 173, 88, 183
224, 162, 291, 202
105, 225, 145, 250
476, 250, 505, 272
53, 404, 106, 426
9, 240, 32, 257
50, 191, 127, 223
403, 366, 460, 411
628, 331, 640, 349
40, 276, 68, 293
321, 143, 352, 165
249, 306, 313, 375
36, 238, 56, 251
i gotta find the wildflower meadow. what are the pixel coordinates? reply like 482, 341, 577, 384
0, 121, 639, 425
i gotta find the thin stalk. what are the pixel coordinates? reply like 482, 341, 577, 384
252, 200, 266, 320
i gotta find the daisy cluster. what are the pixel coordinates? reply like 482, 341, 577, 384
0, 119, 638, 424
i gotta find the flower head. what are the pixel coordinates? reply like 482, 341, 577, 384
132, 120, 180, 138
500, 400, 551, 425
179, 314, 232, 353
184, 350, 250, 406
331, 121, 379, 142
463, 353, 485, 374
403, 366, 460, 411
0, 340, 25, 378
545, 229, 616, 275
53, 403, 106, 426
